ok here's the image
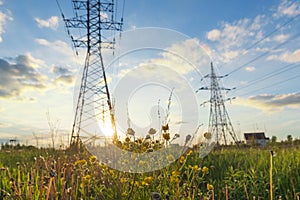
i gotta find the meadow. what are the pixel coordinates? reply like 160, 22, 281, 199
0, 143, 300, 200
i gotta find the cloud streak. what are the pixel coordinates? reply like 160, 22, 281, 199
51, 66, 75, 85
274, 0, 300, 18
0, 7, 13, 42
235, 93, 300, 112
35, 16, 59, 30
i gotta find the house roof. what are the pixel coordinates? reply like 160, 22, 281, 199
244, 132, 268, 140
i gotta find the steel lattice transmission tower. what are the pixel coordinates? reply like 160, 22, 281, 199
197, 62, 239, 145
62, 0, 123, 146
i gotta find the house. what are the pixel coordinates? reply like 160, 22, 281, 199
244, 132, 269, 146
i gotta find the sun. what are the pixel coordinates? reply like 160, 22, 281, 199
100, 121, 115, 137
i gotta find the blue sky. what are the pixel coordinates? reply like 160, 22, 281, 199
0, 0, 300, 146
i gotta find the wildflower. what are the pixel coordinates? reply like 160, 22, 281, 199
122, 192, 128, 197
127, 128, 135, 136
192, 165, 199, 171
202, 166, 209, 174
179, 156, 185, 163
125, 137, 130, 143
138, 138, 143, 144
162, 124, 169, 132
100, 163, 108, 171
173, 133, 180, 139
207, 183, 214, 191
132, 181, 139, 187
170, 175, 179, 184
75, 159, 87, 166
145, 134, 151, 140
148, 128, 157, 135
187, 149, 193, 156
144, 176, 154, 184
163, 133, 170, 141
89, 155, 97, 163
120, 178, 127, 183
185, 134, 191, 143
147, 148, 154, 152
171, 171, 180, 176
109, 169, 114, 176
142, 146, 147, 152
166, 154, 175, 162
82, 175, 91, 184
204, 132, 212, 140
142, 181, 148, 186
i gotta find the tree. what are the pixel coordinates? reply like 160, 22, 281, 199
271, 136, 277, 143
287, 134, 293, 143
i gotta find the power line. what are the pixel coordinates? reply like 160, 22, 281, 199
232, 63, 300, 93
238, 73, 300, 97
226, 31, 300, 76
243, 13, 300, 54
220, 12, 300, 73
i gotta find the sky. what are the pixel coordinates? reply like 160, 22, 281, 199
0, 0, 300, 147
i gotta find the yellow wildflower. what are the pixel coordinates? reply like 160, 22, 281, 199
133, 181, 139, 187
179, 156, 185, 163
207, 183, 214, 191
192, 165, 199, 171
89, 155, 97, 163
120, 178, 127, 183
202, 166, 209, 174
187, 149, 193, 156
144, 176, 154, 184
109, 169, 114, 176
171, 171, 180, 176
142, 181, 148, 186
75, 159, 87, 166
170, 175, 179, 184
82, 175, 91, 184
101, 164, 109, 171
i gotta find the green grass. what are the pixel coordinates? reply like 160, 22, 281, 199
0, 145, 299, 199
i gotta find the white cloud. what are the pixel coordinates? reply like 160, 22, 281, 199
273, 34, 290, 42
0, 1, 3, 6
0, 9, 13, 43
206, 16, 265, 51
245, 66, 256, 72
267, 48, 300, 63
221, 50, 239, 63
235, 93, 300, 112
207, 29, 221, 41
279, 49, 300, 63
35, 38, 77, 63
35, 16, 59, 30
250, 15, 264, 31
274, 0, 300, 18
0, 54, 48, 99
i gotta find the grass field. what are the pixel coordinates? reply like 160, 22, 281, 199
0, 144, 300, 200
